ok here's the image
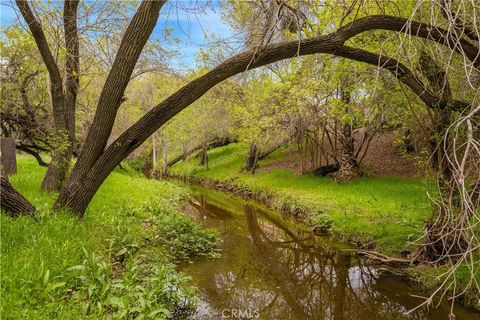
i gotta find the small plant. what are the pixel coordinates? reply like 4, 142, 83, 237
277, 195, 311, 218
154, 213, 221, 262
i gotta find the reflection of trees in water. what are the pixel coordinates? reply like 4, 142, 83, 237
188, 197, 457, 320
243, 205, 438, 319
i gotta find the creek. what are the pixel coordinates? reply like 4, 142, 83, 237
180, 185, 479, 320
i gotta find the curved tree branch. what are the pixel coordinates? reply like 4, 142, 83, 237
16, 144, 49, 167
15, 0, 66, 131
55, 14, 477, 215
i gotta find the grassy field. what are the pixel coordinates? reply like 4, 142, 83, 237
1, 156, 219, 319
171, 143, 432, 254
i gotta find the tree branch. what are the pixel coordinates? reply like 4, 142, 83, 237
69, 0, 166, 182
16, 144, 49, 167
15, 0, 66, 131
63, 0, 80, 141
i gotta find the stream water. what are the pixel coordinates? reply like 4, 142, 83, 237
180, 185, 479, 320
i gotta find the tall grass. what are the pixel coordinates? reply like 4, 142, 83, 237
1, 156, 219, 319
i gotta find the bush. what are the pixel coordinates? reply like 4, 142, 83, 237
153, 213, 220, 262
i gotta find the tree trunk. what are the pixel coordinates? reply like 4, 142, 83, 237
41, 149, 73, 192
335, 123, 359, 182
63, 1, 165, 191
313, 163, 340, 176
245, 144, 259, 173
1, 138, 17, 175
168, 137, 234, 167
1, 174, 36, 216
41, 1, 80, 192
199, 144, 207, 166
335, 91, 359, 183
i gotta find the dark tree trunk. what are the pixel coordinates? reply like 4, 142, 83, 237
41, 150, 73, 192
41, 1, 80, 192
313, 163, 340, 176
416, 54, 466, 261
245, 141, 286, 174
62, 1, 165, 193
258, 141, 287, 161
245, 144, 259, 173
16, 0, 80, 192
199, 144, 209, 169
199, 144, 207, 166
1, 174, 36, 216
1, 138, 17, 175
54, 15, 476, 216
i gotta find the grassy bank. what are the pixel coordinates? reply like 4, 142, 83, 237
1, 156, 219, 319
170, 143, 479, 309
171, 144, 431, 254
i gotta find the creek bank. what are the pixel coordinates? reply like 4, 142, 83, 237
166, 172, 480, 312
168, 173, 385, 249
180, 185, 480, 319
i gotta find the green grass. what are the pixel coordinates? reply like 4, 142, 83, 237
172, 143, 431, 254
1, 156, 219, 319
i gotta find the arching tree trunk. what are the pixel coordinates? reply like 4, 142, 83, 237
168, 137, 234, 167
52, 14, 476, 217
1, 174, 36, 216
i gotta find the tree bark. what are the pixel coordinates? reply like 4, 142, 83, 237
54, 14, 476, 216
168, 137, 234, 167
312, 163, 340, 176
1, 174, 36, 216
41, 0, 80, 192
1, 138, 17, 175
335, 90, 359, 182
334, 122, 359, 182
245, 144, 259, 173
245, 141, 286, 173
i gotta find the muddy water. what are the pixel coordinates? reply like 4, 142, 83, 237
181, 186, 479, 320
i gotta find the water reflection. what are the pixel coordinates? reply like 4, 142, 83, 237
182, 189, 479, 320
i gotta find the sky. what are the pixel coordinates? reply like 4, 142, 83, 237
0, 0, 236, 70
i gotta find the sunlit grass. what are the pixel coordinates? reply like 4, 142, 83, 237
172, 143, 432, 254
1, 155, 218, 319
